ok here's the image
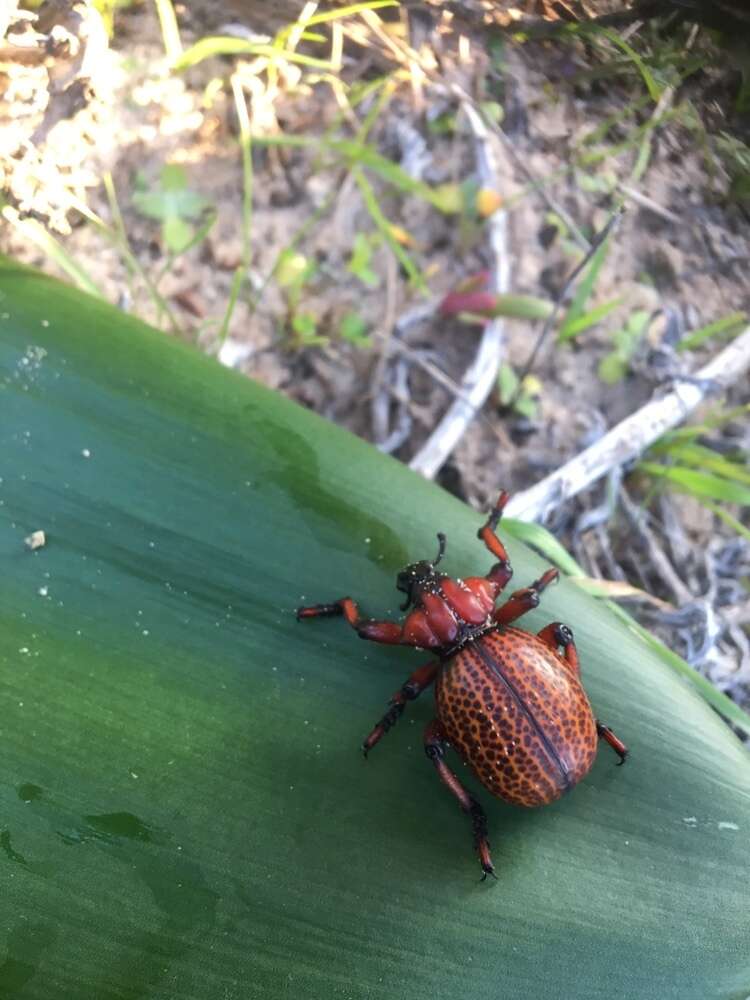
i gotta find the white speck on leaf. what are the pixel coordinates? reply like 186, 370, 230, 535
25, 530, 46, 550
718, 821, 739, 831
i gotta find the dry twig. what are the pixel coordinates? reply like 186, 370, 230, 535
409, 98, 510, 479
505, 325, 750, 522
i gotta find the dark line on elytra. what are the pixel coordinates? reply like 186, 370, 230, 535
473, 637, 572, 790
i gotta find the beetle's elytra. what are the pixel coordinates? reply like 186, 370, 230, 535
296, 491, 627, 878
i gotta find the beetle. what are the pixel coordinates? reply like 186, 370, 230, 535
296, 491, 628, 878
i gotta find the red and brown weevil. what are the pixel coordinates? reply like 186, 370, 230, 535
297, 491, 628, 878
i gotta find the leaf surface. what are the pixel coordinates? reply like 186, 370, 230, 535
1, 261, 749, 1000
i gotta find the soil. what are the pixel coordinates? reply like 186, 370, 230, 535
1, 0, 748, 712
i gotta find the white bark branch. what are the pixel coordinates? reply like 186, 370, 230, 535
409, 100, 510, 479
505, 326, 750, 522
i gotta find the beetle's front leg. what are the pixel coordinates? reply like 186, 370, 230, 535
493, 568, 559, 625
297, 597, 403, 644
424, 719, 496, 881
477, 490, 514, 592
362, 660, 440, 756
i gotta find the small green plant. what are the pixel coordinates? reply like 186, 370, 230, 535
598, 309, 649, 383
638, 404, 750, 543
338, 310, 371, 347
347, 233, 380, 288
497, 364, 541, 421
558, 233, 618, 342
132, 164, 213, 255
275, 249, 327, 347
677, 311, 747, 353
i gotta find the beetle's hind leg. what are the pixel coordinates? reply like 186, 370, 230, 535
537, 622, 580, 676
597, 722, 629, 765
424, 719, 496, 881
362, 660, 440, 756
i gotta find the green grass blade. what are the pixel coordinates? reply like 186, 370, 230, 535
1, 207, 102, 299
255, 133, 447, 209
175, 38, 333, 71
353, 167, 427, 292
655, 404, 750, 445
639, 462, 750, 506
558, 296, 622, 341
677, 312, 747, 352
655, 442, 750, 486
153, 0, 182, 63
701, 499, 750, 544
558, 237, 612, 340
217, 266, 244, 346
503, 518, 585, 577
279, 0, 396, 33
598, 28, 663, 102
231, 74, 254, 273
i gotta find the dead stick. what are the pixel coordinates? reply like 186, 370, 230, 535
505, 325, 750, 522
409, 99, 510, 479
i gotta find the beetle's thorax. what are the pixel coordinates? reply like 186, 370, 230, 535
400, 573, 498, 652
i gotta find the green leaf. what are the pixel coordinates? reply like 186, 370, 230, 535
497, 363, 520, 405
2, 259, 750, 999
175, 37, 334, 72
598, 352, 628, 383
503, 519, 585, 578
255, 133, 449, 212
291, 310, 325, 345
132, 165, 210, 223
347, 233, 380, 288
559, 236, 612, 340
162, 214, 194, 254
490, 294, 554, 321
513, 393, 538, 420
339, 310, 371, 346
598, 28, 663, 102
656, 442, 750, 486
353, 168, 426, 292
1, 207, 103, 299
639, 462, 750, 506
677, 311, 747, 352
275, 250, 315, 290
558, 296, 622, 341
597, 309, 650, 380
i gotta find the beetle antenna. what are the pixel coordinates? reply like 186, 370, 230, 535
434, 532, 446, 566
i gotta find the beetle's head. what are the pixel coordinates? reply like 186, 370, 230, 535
395, 533, 446, 611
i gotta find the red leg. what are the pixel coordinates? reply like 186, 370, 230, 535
362, 660, 440, 756
493, 568, 559, 625
296, 597, 403, 645
597, 722, 629, 765
424, 720, 496, 880
477, 490, 514, 591
537, 622, 580, 676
